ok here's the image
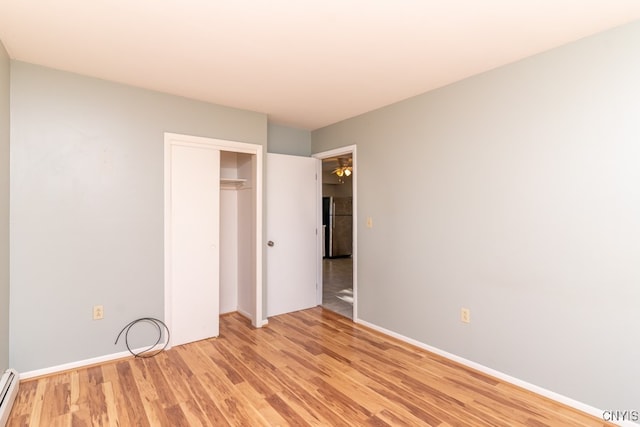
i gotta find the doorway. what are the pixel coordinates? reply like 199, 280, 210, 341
314, 146, 357, 320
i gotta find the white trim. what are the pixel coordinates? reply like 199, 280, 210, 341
254, 150, 264, 328
355, 319, 620, 425
164, 132, 261, 154
164, 132, 264, 349
314, 159, 323, 305
237, 308, 269, 327
312, 145, 358, 320
19, 347, 154, 380
20, 309, 270, 381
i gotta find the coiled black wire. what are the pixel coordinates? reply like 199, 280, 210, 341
114, 317, 170, 358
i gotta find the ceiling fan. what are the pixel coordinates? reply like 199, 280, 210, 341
332, 157, 352, 177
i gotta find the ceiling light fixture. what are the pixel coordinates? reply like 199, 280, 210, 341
332, 158, 353, 179
334, 166, 352, 177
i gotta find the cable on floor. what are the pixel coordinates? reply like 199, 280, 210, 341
114, 317, 170, 358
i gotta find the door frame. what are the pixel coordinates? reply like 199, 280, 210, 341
164, 132, 264, 349
312, 145, 357, 321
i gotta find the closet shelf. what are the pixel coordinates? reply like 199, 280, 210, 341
220, 177, 250, 190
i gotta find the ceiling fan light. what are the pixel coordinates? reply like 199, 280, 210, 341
344, 168, 351, 176
336, 169, 344, 177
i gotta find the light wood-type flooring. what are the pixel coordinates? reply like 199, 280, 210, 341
7, 308, 610, 426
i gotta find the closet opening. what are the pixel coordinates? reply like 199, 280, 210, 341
220, 151, 256, 320
164, 133, 263, 348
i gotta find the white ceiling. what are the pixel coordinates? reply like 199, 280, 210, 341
1, 1, 640, 130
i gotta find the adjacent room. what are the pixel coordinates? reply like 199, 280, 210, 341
1, 1, 639, 425
321, 155, 354, 319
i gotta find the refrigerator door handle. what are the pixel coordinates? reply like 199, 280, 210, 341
332, 202, 336, 228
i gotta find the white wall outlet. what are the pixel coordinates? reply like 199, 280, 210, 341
461, 307, 470, 324
93, 305, 104, 320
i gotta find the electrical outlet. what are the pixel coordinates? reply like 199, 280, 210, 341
93, 305, 104, 320
461, 308, 470, 324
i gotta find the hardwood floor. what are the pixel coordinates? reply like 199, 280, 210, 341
7, 308, 610, 426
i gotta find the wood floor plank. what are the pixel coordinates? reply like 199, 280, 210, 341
271, 367, 351, 426
78, 366, 109, 426
114, 360, 150, 427
27, 378, 47, 426
8, 377, 37, 424
100, 381, 120, 427
164, 350, 228, 426
7, 308, 612, 427
99, 361, 133, 427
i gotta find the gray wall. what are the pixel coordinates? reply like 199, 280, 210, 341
10, 62, 267, 372
312, 21, 640, 411
267, 123, 311, 156
0, 40, 10, 373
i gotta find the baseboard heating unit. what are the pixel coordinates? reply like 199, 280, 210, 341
0, 369, 19, 427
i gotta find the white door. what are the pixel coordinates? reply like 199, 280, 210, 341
267, 153, 318, 317
168, 143, 220, 346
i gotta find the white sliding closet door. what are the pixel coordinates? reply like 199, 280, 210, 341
168, 144, 220, 346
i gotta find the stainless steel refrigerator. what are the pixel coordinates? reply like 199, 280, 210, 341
323, 196, 352, 258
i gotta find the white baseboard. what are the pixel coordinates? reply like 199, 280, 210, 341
236, 308, 252, 321
20, 346, 151, 380
236, 309, 268, 327
354, 318, 629, 426
22, 310, 269, 380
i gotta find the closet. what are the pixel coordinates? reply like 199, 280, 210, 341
164, 133, 262, 348
220, 151, 256, 318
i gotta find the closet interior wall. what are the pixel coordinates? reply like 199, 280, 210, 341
220, 151, 255, 318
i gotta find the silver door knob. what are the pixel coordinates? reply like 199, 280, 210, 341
267, 240, 275, 247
